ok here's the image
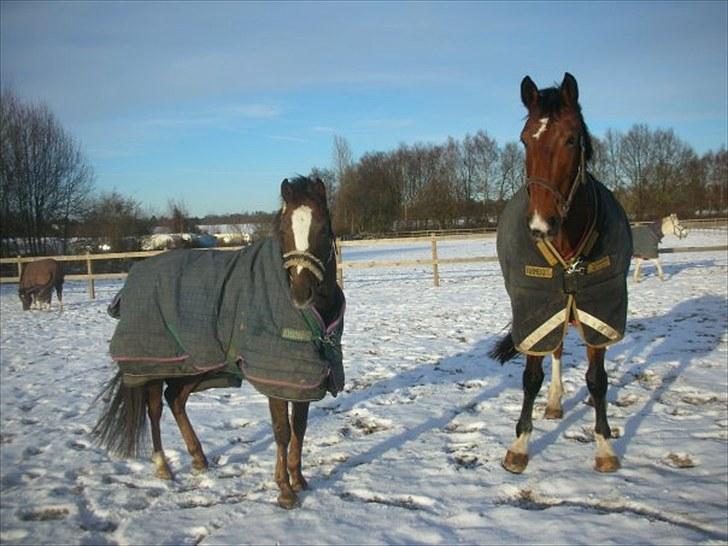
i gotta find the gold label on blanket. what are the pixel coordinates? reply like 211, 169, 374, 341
587, 256, 611, 274
525, 265, 553, 278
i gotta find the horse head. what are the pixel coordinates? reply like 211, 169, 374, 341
665, 213, 688, 239
520, 72, 593, 241
278, 176, 335, 309
18, 287, 33, 310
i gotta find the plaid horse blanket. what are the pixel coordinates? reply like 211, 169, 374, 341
108, 238, 345, 402
497, 177, 632, 355
631, 221, 662, 259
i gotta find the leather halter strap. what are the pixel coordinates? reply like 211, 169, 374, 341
526, 136, 586, 218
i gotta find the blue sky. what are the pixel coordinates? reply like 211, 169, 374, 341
2, 1, 726, 216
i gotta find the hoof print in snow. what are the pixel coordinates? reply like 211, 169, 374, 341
17, 506, 70, 522
664, 452, 697, 468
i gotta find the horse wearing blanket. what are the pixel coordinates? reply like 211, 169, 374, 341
93, 177, 344, 509
491, 73, 632, 474
631, 214, 687, 282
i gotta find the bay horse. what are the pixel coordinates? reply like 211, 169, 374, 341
18, 258, 64, 311
92, 177, 345, 509
632, 213, 688, 282
490, 73, 632, 474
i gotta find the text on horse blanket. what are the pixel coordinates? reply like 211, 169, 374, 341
108, 238, 345, 402
497, 177, 632, 355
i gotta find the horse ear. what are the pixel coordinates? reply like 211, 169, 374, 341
281, 178, 292, 202
521, 76, 538, 109
313, 177, 327, 200
560, 72, 579, 105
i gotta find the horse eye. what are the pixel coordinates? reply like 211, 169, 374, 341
566, 136, 577, 147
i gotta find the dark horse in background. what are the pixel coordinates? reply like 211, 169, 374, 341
491, 73, 632, 474
18, 258, 64, 311
92, 177, 345, 509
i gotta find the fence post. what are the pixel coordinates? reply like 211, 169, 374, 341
431, 233, 440, 287
86, 251, 96, 300
16, 256, 23, 281
335, 238, 344, 288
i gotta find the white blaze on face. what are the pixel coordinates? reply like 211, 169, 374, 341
532, 117, 549, 140
529, 211, 550, 235
291, 205, 313, 274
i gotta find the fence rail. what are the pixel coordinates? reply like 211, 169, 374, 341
2, 219, 726, 296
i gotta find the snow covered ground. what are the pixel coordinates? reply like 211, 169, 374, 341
1, 229, 726, 545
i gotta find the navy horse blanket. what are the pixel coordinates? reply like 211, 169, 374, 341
108, 238, 345, 402
497, 177, 632, 355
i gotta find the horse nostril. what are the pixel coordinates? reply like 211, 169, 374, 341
546, 216, 561, 235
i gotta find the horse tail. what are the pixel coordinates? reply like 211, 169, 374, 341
488, 332, 519, 364
90, 371, 149, 458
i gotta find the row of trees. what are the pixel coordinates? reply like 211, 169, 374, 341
321, 130, 727, 236
0, 89, 277, 256
2, 88, 726, 255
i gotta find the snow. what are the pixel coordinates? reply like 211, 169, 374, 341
1, 229, 727, 545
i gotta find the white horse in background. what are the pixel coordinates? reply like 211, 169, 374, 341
631, 213, 688, 282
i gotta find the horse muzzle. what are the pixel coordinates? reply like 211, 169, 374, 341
527, 211, 561, 241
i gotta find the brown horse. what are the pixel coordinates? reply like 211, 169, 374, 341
92, 177, 344, 509
18, 258, 64, 311
490, 73, 632, 474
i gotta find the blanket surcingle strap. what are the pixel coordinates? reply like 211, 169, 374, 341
108, 237, 345, 402
497, 176, 632, 355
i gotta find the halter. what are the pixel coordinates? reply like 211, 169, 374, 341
282, 241, 335, 283
668, 215, 688, 239
526, 135, 586, 218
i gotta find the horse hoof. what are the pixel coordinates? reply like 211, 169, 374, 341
595, 455, 620, 473
277, 493, 298, 510
544, 407, 563, 419
291, 476, 309, 492
155, 467, 173, 480
502, 450, 528, 474
192, 459, 209, 473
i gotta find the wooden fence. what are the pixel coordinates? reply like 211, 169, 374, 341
1, 219, 726, 297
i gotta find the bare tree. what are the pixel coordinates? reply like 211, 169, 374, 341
494, 141, 524, 220
165, 199, 194, 234
0, 88, 94, 256
82, 191, 149, 252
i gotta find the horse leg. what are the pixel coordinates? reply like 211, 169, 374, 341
544, 344, 564, 419
147, 381, 173, 479
503, 355, 544, 473
166, 378, 208, 472
288, 401, 310, 492
55, 284, 63, 312
268, 397, 297, 509
586, 346, 620, 472
633, 258, 642, 283
653, 258, 665, 281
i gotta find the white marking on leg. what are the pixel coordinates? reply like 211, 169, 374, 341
653, 258, 665, 280
508, 431, 531, 456
633, 258, 642, 282
529, 211, 550, 235
595, 433, 616, 459
547, 355, 563, 411
291, 205, 313, 274
532, 117, 549, 140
